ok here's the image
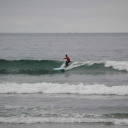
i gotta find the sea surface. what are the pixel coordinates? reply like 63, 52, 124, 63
0, 33, 128, 128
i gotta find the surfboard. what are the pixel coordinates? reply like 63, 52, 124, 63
53, 67, 66, 71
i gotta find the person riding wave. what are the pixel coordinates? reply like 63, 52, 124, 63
64, 54, 71, 67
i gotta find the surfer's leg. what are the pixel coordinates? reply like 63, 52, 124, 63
65, 61, 68, 67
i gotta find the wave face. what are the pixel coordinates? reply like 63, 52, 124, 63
0, 59, 61, 75
0, 82, 128, 95
0, 59, 128, 75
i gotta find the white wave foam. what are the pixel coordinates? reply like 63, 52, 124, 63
66, 61, 85, 70
64, 60, 128, 71
86, 60, 128, 71
104, 60, 128, 71
60, 61, 84, 70
0, 116, 128, 125
0, 82, 128, 95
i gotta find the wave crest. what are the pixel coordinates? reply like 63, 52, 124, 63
0, 115, 128, 125
0, 59, 128, 75
0, 82, 128, 95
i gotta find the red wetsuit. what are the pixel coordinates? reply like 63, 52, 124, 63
64, 55, 71, 67
66, 56, 70, 62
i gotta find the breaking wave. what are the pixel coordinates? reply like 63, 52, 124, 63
0, 116, 128, 125
0, 105, 128, 126
0, 82, 128, 95
0, 59, 128, 75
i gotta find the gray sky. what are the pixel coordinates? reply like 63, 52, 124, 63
0, 0, 128, 33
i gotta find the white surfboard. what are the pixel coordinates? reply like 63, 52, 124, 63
53, 67, 66, 71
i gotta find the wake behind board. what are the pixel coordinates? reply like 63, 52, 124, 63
53, 67, 66, 71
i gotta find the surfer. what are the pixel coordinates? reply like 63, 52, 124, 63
64, 54, 71, 67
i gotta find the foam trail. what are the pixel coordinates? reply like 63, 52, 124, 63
60, 61, 66, 68
66, 61, 86, 70
0, 82, 128, 95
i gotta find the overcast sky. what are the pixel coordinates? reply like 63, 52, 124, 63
0, 0, 128, 33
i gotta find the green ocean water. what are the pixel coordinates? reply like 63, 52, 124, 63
0, 33, 128, 127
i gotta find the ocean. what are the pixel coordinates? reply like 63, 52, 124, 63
0, 33, 128, 128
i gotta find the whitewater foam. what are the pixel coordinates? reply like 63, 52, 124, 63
0, 105, 128, 125
0, 82, 128, 95
64, 60, 128, 72
104, 60, 128, 71
0, 116, 128, 125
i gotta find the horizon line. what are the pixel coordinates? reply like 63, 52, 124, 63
0, 32, 128, 34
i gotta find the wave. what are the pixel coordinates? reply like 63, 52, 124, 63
0, 112, 128, 125
0, 116, 128, 125
0, 59, 128, 75
0, 59, 61, 75
67, 60, 128, 75
0, 82, 128, 95
0, 105, 128, 125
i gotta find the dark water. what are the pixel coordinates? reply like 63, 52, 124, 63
0, 33, 128, 127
